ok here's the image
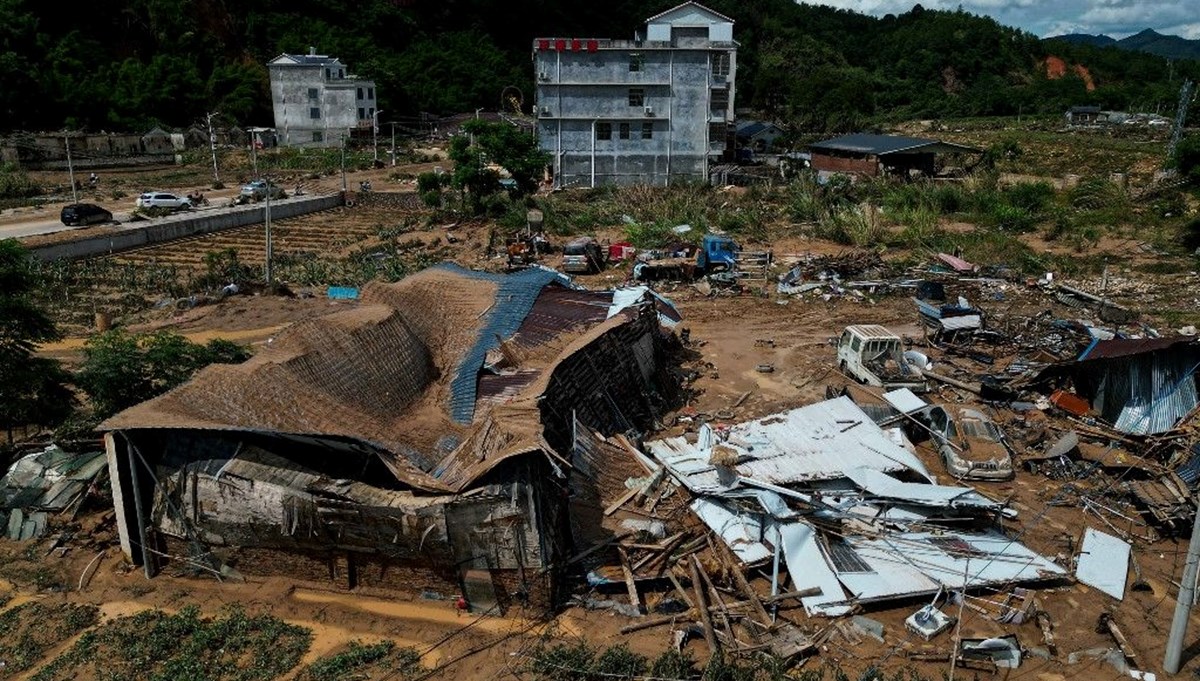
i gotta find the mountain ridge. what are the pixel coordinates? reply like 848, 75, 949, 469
1047, 29, 1200, 61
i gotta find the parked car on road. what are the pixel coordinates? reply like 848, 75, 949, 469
60, 202, 113, 226
922, 405, 1014, 481
135, 192, 192, 210
239, 180, 285, 201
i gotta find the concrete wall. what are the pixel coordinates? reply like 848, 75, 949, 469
534, 18, 736, 188
31, 193, 344, 262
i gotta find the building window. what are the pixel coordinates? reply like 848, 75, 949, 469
596, 122, 612, 141
368, 107, 374, 119
312, 131, 324, 143
358, 107, 365, 120
712, 53, 731, 78
309, 107, 321, 119
325, 68, 331, 79
357, 87, 364, 99
628, 88, 644, 107
711, 88, 729, 113
368, 87, 375, 99
619, 122, 630, 140
642, 122, 653, 139
629, 53, 643, 72
307, 87, 318, 100
708, 122, 726, 142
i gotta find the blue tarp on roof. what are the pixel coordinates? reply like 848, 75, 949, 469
437, 264, 572, 424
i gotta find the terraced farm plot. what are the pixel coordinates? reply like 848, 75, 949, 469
108, 204, 415, 275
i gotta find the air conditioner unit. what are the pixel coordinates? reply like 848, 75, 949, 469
540, 106, 551, 116
538, 71, 550, 81
644, 106, 654, 116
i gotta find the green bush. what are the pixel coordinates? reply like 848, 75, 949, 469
988, 202, 1035, 232
1002, 181, 1055, 215
0, 163, 42, 199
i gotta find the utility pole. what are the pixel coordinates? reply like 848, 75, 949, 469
264, 174, 273, 287
340, 134, 348, 192
206, 110, 221, 186
250, 129, 259, 177
1164, 503, 1200, 674
390, 121, 396, 167
372, 109, 384, 164
64, 131, 78, 204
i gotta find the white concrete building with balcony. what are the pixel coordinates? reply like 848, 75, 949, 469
532, 2, 737, 188
268, 48, 377, 148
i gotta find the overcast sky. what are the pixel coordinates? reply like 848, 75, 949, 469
799, 1, 1200, 40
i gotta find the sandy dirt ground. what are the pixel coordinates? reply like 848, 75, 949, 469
9, 174, 1200, 678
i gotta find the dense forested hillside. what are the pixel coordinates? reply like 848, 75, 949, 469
0, 0, 1196, 133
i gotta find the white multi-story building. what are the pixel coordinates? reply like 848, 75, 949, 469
533, 2, 737, 188
268, 48, 377, 147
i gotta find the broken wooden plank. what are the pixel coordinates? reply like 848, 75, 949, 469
667, 570, 696, 610
619, 547, 642, 615
619, 613, 688, 635
604, 486, 643, 517
714, 536, 772, 628
1098, 613, 1139, 664
689, 556, 719, 658
547, 531, 635, 573
764, 587, 823, 604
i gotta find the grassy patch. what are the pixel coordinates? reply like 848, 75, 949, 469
32, 605, 311, 681
298, 641, 421, 681
0, 602, 100, 676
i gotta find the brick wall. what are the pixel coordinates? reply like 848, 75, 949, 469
811, 151, 878, 177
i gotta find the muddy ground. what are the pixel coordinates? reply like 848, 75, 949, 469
8, 158, 1200, 678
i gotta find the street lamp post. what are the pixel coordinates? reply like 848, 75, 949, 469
372, 110, 384, 164
206, 111, 221, 186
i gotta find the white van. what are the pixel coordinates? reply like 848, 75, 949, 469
836, 325, 927, 392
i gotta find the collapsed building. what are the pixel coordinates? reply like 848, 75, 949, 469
100, 264, 683, 612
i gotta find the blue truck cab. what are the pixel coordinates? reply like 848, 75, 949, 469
698, 234, 738, 272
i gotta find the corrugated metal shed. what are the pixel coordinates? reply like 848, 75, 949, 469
646, 396, 930, 494
1075, 340, 1200, 435
1079, 337, 1197, 361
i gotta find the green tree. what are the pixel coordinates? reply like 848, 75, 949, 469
76, 330, 251, 419
0, 240, 74, 444
1171, 135, 1200, 184
448, 119, 547, 213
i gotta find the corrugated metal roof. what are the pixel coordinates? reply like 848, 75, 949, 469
846, 324, 901, 340
1079, 336, 1197, 361
446, 265, 572, 424
809, 134, 981, 156
1076, 527, 1129, 600
647, 396, 930, 493
843, 467, 997, 509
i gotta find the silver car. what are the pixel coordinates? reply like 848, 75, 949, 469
136, 192, 192, 210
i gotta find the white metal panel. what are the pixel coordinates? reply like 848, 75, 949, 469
883, 388, 927, 414
837, 537, 941, 600
844, 466, 997, 509
778, 521, 850, 617
1076, 527, 1129, 600
648, 397, 931, 493
690, 498, 772, 564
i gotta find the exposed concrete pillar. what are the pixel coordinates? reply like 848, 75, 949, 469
104, 432, 134, 560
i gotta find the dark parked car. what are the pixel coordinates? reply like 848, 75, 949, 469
60, 203, 113, 226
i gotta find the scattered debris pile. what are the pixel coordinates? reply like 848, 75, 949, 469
0, 446, 107, 540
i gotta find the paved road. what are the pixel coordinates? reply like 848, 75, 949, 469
0, 196, 301, 240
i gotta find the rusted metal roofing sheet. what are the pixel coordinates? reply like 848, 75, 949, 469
646, 396, 930, 494
1079, 336, 1197, 361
